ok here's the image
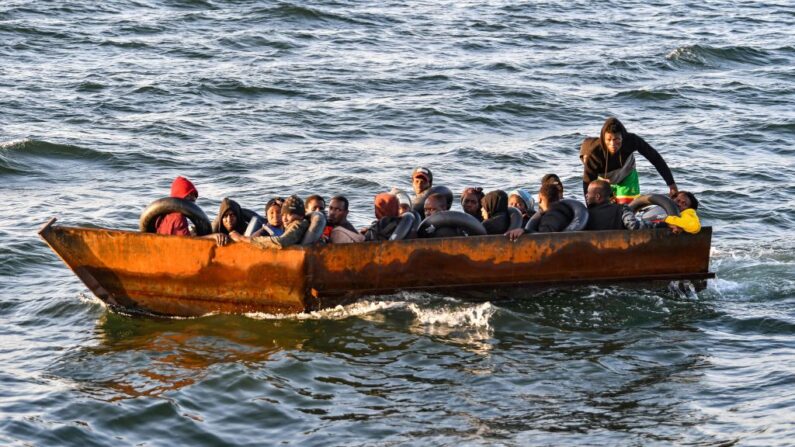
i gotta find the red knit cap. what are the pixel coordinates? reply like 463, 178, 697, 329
374, 193, 399, 219
170, 176, 198, 199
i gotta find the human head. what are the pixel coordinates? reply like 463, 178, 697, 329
328, 195, 350, 226
600, 117, 628, 156
674, 191, 699, 212
265, 197, 284, 228
461, 187, 485, 219
541, 174, 563, 195
424, 193, 446, 218
412, 167, 433, 195
586, 180, 612, 207
170, 176, 198, 201
480, 190, 509, 220
538, 183, 563, 212
281, 195, 305, 225
305, 195, 325, 213
218, 198, 243, 234
374, 193, 399, 220
508, 189, 533, 215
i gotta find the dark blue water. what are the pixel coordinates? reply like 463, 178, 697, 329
2, 1, 794, 445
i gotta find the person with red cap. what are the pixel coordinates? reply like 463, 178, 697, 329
156, 176, 199, 236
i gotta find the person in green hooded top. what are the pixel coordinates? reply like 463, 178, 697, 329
580, 117, 678, 204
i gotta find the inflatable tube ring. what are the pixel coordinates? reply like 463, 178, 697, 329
507, 207, 523, 230
300, 211, 327, 245
561, 199, 589, 231
389, 212, 416, 241
629, 194, 680, 217
418, 211, 487, 238
139, 197, 212, 236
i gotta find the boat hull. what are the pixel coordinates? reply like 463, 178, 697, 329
39, 218, 713, 316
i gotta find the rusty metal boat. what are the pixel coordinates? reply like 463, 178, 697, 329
39, 218, 714, 317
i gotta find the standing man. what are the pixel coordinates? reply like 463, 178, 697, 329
580, 117, 678, 204
410, 166, 433, 216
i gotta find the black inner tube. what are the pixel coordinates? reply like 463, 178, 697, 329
629, 194, 680, 217
139, 197, 212, 236
300, 211, 327, 245
411, 185, 454, 218
418, 211, 487, 237
390, 212, 415, 241
523, 199, 589, 233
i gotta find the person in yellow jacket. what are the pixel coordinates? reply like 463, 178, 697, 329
665, 191, 701, 234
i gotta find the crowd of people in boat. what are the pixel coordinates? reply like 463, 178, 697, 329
150, 117, 702, 249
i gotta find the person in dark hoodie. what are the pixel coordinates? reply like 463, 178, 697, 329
481, 190, 511, 235
212, 198, 248, 246
584, 180, 640, 231
363, 193, 403, 241
580, 117, 678, 204
505, 184, 573, 240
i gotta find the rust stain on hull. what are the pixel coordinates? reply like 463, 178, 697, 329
39, 218, 713, 317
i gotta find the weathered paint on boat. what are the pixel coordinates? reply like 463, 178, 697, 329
39, 218, 713, 317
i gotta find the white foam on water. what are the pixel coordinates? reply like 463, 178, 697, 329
244, 299, 404, 321
405, 301, 496, 329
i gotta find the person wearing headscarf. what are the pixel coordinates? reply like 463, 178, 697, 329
481, 190, 511, 235
155, 176, 199, 236
580, 117, 678, 204
508, 188, 535, 226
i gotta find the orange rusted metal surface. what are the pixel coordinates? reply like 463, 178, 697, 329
39, 218, 713, 317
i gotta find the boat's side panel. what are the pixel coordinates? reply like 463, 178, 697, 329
41, 226, 308, 316
308, 228, 712, 303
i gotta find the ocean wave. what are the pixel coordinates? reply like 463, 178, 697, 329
0, 139, 116, 176
614, 89, 679, 101
666, 44, 774, 67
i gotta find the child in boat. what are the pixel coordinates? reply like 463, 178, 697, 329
230, 195, 309, 249
665, 191, 701, 234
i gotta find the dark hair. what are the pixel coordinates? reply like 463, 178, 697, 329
305, 194, 325, 208
426, 193, 446, 208
590, 179, 613, 198
265, 197, 284, 212
539, 183, 562, 203
330, 195, 349, 211
461, 187, 485, 204
680, 191, 699, 210
541, 174, 563, 192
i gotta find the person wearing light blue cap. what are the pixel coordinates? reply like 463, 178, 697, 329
508, 188, 535, 226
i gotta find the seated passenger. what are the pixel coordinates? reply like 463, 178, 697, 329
665, 191, 701, 234
584, 180, 640, 231
508, 188, 534, 226
505, 184, 573, 240
390, 187, 413, 215
253, 197, 284, 237
156, 176, 199, 236
423, 193, 447, 218
363, 193, 402, 241
537, 183, 573, 233
541, 173, 564, 195
213, 198, 248, 246
328, 195, 364, 243
481, 190, 511, 234
230, 195, 309, 249
305, 195, 326, 213
461, 187, 485, 222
